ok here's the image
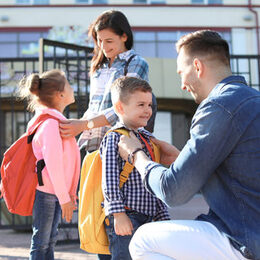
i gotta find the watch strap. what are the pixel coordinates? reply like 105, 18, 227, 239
128, 148, 143, 164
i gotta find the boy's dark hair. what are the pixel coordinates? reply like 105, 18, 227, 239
111, 76, 152, 104
176, 30, 230, 66
89, 10, 133, 74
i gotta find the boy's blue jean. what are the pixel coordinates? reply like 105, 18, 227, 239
104, 210, 153, 260
29, 190, 61, 260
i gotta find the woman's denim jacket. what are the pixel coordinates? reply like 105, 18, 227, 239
144, 76, 260, 260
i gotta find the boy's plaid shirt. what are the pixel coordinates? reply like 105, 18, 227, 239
78, 49, 149, 152
99, 123, 170, 221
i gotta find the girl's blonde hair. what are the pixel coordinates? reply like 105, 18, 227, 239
18, 69, 66, 112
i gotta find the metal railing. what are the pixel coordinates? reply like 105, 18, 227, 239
230, 54, 260, 91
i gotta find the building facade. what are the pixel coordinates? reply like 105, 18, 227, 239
0, 0, 259, 149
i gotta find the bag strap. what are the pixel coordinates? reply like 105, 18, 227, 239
138, 133, 155, 161
124, 54, 136, 76
105, 128, 134, 188
28, 114, 59, 186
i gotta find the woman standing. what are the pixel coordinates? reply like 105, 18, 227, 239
60, 10, 155, 152
60, 10, 155, 260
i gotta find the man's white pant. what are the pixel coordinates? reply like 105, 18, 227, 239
129, 220, 247, 260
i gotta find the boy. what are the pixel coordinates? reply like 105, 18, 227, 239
99, 76, 170, 260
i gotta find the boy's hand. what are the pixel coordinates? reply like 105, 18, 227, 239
61, 200, 77, 223
113, 212, 133, 236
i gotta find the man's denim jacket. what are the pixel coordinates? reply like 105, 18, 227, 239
144, 76, 260, 259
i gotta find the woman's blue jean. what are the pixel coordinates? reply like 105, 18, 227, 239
104, 210, 153, 260
29, 190, 61, 260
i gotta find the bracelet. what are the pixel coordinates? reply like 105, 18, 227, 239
128, 148, 144, 165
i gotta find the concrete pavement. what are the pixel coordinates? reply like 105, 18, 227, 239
0, 194, 208, 259
0, 229, 97, 260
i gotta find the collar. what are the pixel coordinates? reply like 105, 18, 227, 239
208, 75, 247, 99
103, 49, 135, 68
112, 121, 153, 139
218, 75, 247, 87
117, 49, 135, 61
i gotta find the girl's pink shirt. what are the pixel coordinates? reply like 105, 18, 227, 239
27, 107, 80, 205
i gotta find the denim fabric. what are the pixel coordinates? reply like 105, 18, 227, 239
29, 190, 61, 260
144, 76, 260, 260
98, 254, 112, 260
104, 210, 153, 260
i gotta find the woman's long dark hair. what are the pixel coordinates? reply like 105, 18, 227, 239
89, 10, 133, 75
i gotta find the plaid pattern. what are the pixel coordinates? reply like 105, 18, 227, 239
78, 49, 149, 152
100, 123, 170, 221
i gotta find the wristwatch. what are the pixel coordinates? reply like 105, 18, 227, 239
128, 148, 144, 164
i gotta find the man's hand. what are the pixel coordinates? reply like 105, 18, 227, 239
151, 138, 180, 165
59, 119, 87, 138
113, 212, 133, 236
118, 131, 142, 161
61, 200, 77, 223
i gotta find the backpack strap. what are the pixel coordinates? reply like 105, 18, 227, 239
124, 54, 136, 76
28, 113, 59, 186
105, 128, 134, 188
36, 159, 45, 186
139, 133, 155, 161
138, 132, 160, 163
151, 141, 160, 163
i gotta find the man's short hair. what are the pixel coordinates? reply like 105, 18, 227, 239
111, 76, 152, 104
176, 30, 230, 66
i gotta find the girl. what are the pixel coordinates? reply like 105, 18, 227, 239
18, 69, 80, 260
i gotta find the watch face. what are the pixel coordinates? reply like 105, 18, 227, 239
87, 120, 94, 129
128, 153, 134, 165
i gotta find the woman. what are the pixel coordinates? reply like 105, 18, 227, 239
60, 10, 156, 151
60, 10, 156, 259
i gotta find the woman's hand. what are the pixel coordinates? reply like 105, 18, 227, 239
59, 119, 87, 138
151, 138, 180, 165
61, 200, 77, 223
113, 212, 133, 236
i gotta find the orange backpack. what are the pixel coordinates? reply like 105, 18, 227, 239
0, 114, 57, 216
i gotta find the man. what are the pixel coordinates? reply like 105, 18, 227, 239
118, 30, 260, 260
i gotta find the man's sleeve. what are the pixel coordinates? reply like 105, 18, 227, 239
143, 102, 241, 207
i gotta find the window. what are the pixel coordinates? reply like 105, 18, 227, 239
93, 0, 107, 3
16, 0, 49, 4
133, 0, 165, 4
153, 112, 172, 144
191, 0, 222, 4
150, 0, 165, 3
133, 30, 231, 58
16, 0, 30, 3
75, 0, 107, 3
0, 31, 48, 58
